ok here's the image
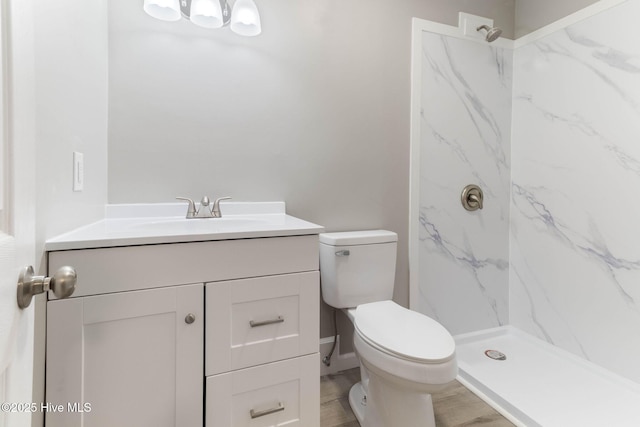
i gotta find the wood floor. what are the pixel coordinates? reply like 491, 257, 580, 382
320, 368, 514, 427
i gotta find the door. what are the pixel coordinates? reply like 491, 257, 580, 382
45, 284, 203, 427
1, 0, 39, 426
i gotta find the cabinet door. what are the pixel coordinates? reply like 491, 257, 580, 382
46, 284, 203, 427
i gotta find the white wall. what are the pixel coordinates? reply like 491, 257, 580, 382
34, 0, 108, 257
414, 30, 512, 335
107, 0, 514, 340
511, 0, 640, 383
514, 0, 598, 37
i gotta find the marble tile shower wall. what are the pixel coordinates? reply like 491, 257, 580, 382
416, 0, 640, 384
510, 0, 640, 382
416, 32, 512, 335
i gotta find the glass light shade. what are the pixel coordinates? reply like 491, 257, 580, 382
190, 0, 224, 29
230, 0, 261, 36
143, 0, 181, 22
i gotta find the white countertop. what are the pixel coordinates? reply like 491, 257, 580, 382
45, 202, 324, 251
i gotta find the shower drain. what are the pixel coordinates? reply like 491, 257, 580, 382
484, 349, 507, 361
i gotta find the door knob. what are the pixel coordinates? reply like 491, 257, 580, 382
461, 184, 484, 211
17, 265, 77, 309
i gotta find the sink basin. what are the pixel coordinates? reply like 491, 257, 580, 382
131, 217, 267, 233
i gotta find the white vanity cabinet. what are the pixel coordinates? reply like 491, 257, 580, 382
45, 234, 320, 427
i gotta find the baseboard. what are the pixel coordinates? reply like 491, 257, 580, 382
319, 335, 359, 376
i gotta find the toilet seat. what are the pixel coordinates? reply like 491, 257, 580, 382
354, 301, 455, 364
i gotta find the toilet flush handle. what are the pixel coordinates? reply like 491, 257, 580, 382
335, 250, 350, 257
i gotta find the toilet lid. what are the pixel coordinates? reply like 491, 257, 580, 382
354, 301, 455, 363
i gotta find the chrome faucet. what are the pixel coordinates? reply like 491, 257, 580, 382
195, 196, 212, 218
176, 196, 231, 218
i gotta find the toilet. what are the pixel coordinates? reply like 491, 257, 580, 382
319, 230, 457, 427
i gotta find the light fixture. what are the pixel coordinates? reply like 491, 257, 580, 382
143, 0, 181, 22
190, 0, 224, 29
143, 0, 261, 36
230, 0, 261, 37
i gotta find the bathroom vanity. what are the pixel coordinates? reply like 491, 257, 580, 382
43, 202, 323, 427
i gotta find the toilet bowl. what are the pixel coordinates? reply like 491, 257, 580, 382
349, 301, 456, 427
319, 231, 458, 427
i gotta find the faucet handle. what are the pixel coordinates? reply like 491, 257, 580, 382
176, 197, 196, 218
212, 197, 232, 218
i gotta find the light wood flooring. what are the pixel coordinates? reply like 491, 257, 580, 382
320, 368, 514, 427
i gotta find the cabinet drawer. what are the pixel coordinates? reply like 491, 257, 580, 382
206, 271, 319, 375
48, 235, 319, 298
206, 354, 319, 427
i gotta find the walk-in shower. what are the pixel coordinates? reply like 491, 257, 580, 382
411, 1, 640, 424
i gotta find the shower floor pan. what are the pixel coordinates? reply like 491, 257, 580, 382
454, 326, 640, 426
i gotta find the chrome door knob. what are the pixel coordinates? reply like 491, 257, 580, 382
49, 266, 77, 299
17, 265, 77, 309
185, 313, 196, 324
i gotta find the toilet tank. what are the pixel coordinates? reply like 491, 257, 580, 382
319, 230, 397, 309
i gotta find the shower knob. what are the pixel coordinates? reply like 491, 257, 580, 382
461, 185, 484, 211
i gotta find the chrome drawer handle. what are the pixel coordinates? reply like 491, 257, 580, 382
250, 402, 284, 419
249, 316, 284, 328
335, 250, 350, 257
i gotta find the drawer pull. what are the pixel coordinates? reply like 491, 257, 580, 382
249, 316, 284, 328
250, 402, 284, 419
